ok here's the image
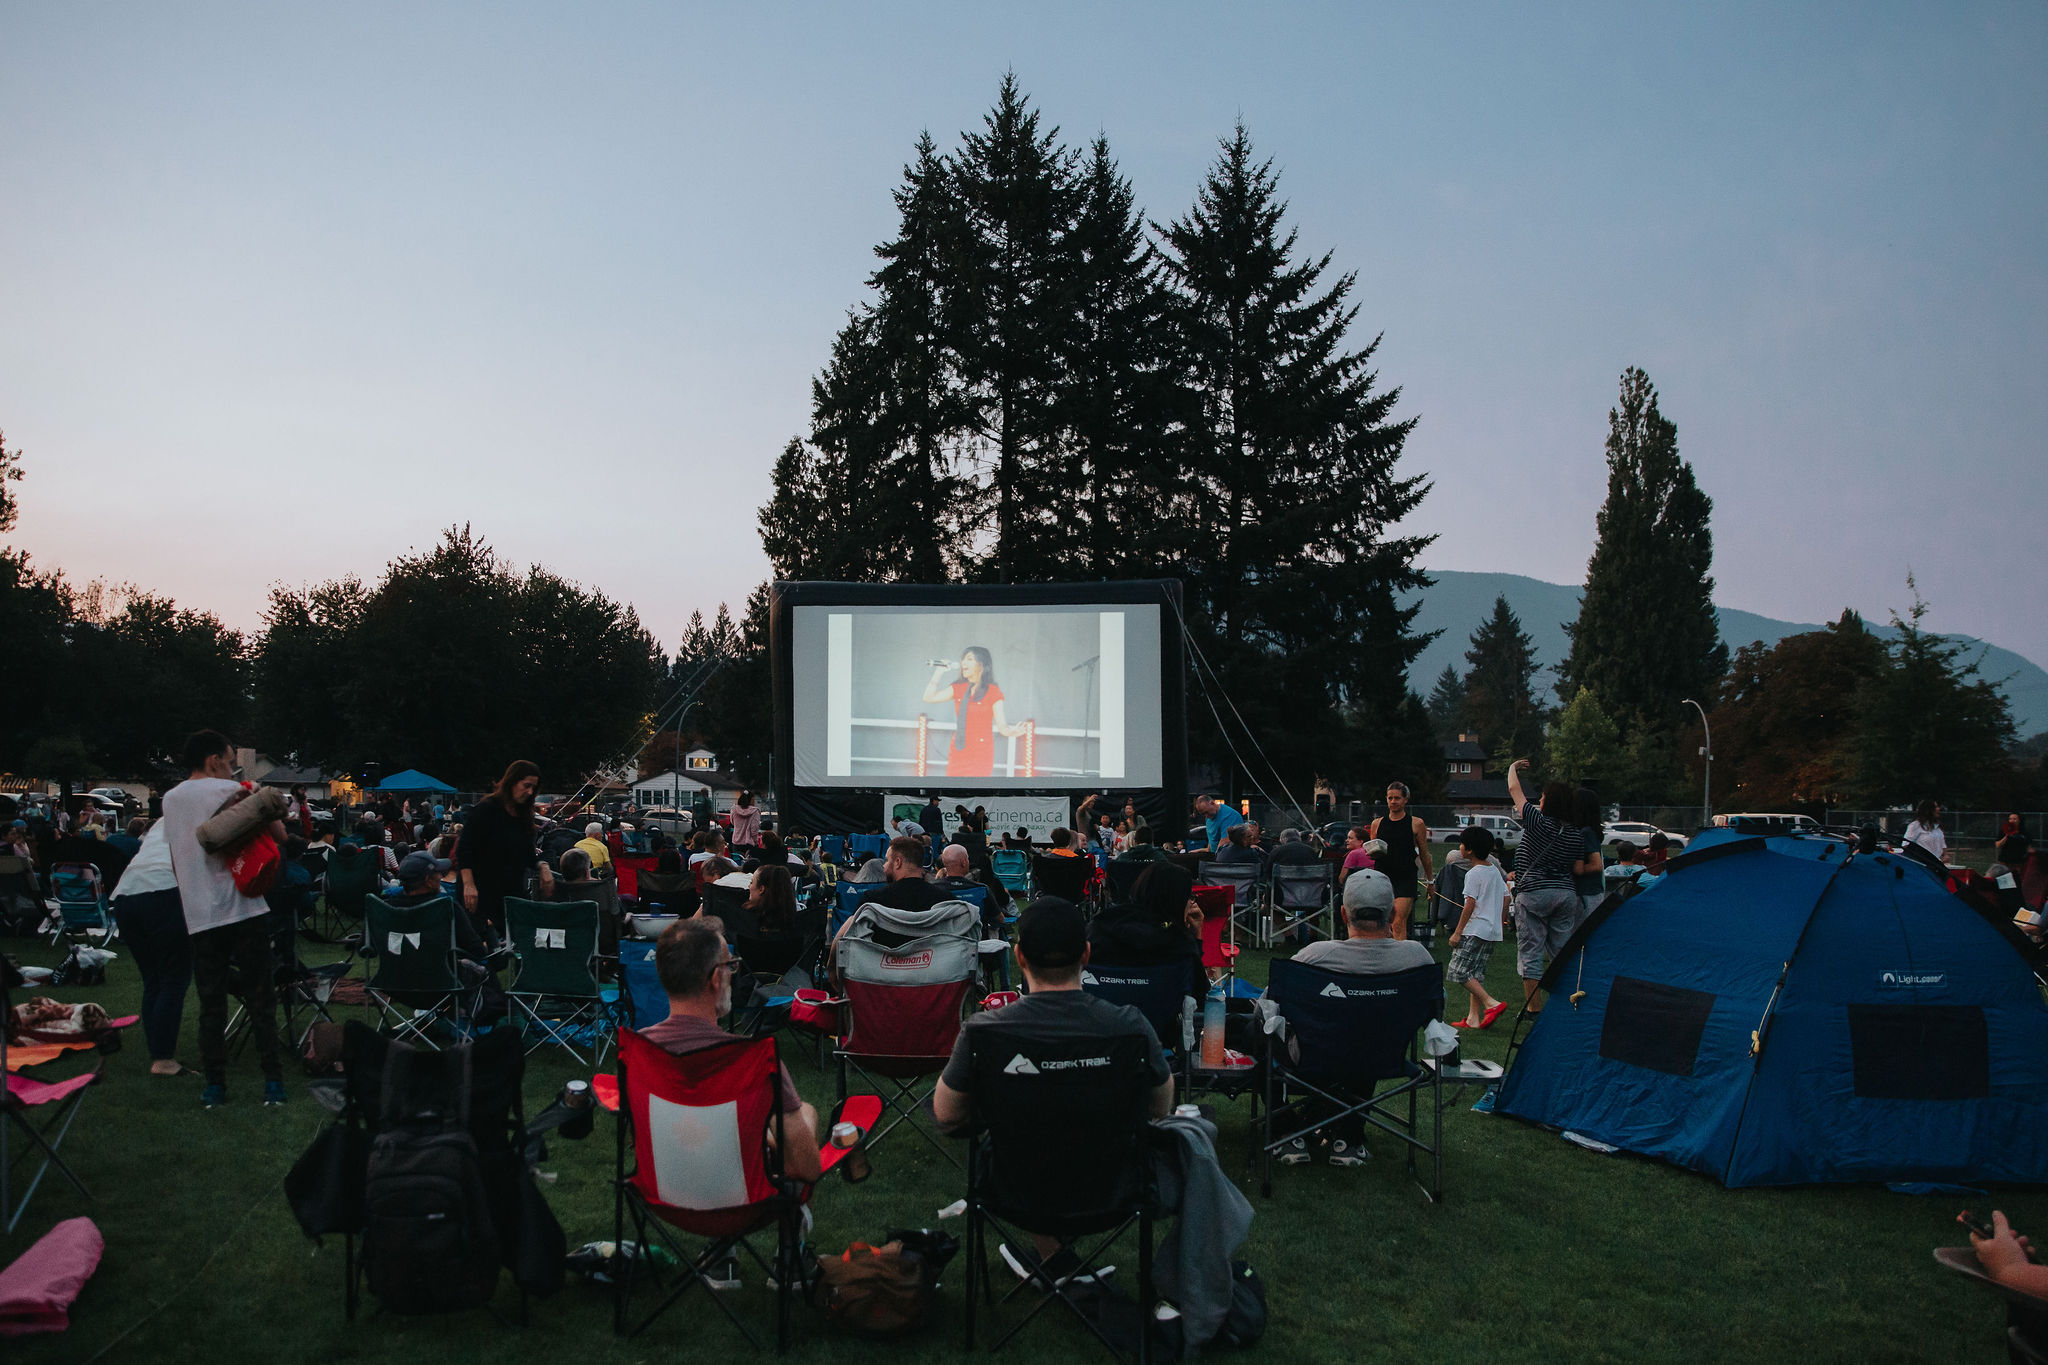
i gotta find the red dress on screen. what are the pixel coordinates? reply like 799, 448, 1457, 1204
946, 680, 1004, 777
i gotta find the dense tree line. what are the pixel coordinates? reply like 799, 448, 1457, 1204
757, 78, 1439, 800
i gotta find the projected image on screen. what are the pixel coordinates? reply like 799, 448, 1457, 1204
790, 604, 1163, 790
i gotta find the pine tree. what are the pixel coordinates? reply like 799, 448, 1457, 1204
1054, 135, 1183, 577
1155, 123, 1433, 795
1563, 367, 1727, 741
1425, 665, 1467, 743
1845, 579, 2016, 806
1461, 596, 1547, 768
950, 74, 1083, 582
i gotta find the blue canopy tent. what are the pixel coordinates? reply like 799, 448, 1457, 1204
371, 769, 457, 794
1495, 831, 2048, 1187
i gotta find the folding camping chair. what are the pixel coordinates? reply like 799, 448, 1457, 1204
830, 880, 886, 938
961, 1019, 1160, 1362
848, 834, 888, 863
505, 896, 616, 1066
1270, 863, 1336, 944
1197, 861, 1263, 946
1031, 853, 1091, 905
1103, 860, 1149, 908
225, 907, 348, 1056
2, 971, 97, 1235
817, 835, 848, 867
1081, 961, 1198, 1074
1256, 958, 1446, 1201
0, 855, 41, 935
47, 864, 114, 947
608, 1027, 870, 1351
833, 898, 981, 1167
361, 895, 472, 1048
990, 848, 1032, 899
315, 844, 382, 944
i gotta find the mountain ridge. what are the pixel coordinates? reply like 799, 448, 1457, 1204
1403, 569, 2048, 738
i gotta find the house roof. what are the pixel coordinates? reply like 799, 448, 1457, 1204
256, 764, 327, 786
1443, 738, 1488, 763
1447, 778, 1512, 804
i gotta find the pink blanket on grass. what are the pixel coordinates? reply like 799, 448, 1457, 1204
0, 1217, 104, 1336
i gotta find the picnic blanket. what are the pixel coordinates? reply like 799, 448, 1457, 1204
6, 1014, 138, 1071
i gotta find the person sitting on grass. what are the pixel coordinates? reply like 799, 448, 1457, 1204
932, 897, 1174, 1283
644, 915, 822, 1184
1265, 868, 1434, 1167
1445, 826, 1510, 1030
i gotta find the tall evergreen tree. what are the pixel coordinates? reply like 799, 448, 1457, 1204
1845, 580, 2015, 807
1461, 596, 1547, 768
1562, 367, 1727, 740
1425, 664, 1467, 744
1709, 609, 1886, 809
1156, 123, 1433, 795
950, 74, 1083, 582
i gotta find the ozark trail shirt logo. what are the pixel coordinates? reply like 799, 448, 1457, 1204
1879, 970, 1946, 989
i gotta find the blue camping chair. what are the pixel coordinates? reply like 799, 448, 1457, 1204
832, 881, 888, 938
1257, 958, 1446, 1202
849, 834, 888, 862
818, 835, 849, 866
990, 848, 1031, 898
1082, 961, 1198, 1071
618, 941, 669, 1030
48, 864, 114, 947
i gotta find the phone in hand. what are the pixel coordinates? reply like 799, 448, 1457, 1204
1959, 1210, 1997, 1239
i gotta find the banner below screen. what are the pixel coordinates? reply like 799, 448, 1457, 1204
881, 793, 1073, 843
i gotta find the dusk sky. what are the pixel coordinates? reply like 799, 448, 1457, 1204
4, 4, 2043, 667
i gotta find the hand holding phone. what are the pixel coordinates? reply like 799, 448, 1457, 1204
1959, 1209, 1996, 1239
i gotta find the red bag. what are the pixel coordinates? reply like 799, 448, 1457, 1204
229, 830, 282, 897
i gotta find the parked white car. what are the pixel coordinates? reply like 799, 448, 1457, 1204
1438, 812, 1522, 852
1602, 821, 1688, 853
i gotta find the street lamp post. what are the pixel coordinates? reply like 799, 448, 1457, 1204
1682, 698, 1712, 828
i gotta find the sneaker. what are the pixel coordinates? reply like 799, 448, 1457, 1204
1328, 1140, 1371, 1167
705, 1257, 742, 1291
200, 1083, 227, 1109
1277, 1137, 1312, 1166
263, 1080, 287, 1107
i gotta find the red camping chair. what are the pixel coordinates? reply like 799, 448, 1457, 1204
606, 1027, 871, 1351
835, 973, 975, 1168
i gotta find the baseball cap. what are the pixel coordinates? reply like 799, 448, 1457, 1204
397, 850, 452, 884
1015, 897, 1086, 970
1342, 868, 1395, 924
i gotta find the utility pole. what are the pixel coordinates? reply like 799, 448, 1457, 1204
1682, 698, 1712, 828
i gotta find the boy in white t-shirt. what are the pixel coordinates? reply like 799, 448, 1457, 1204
1446, 825, 1510, 1030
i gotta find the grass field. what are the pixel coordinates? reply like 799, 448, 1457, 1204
7, 912, 2035, 1364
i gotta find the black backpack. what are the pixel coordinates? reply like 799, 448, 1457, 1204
360, 1043, 502, 1313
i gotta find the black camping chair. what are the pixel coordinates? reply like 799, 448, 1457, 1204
1082, 961, 1198, 1075
1268, 863, 1335, 944
285, 1021, 559, 1324
1031, 854, 1092, 906
1103, 861, 1148, 908
1256, 958, 1446, 1202
961, 1021, 1160, 1363
225, 907, 348, 1057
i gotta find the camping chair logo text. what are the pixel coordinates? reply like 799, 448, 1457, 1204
1878, 971, 1947, 989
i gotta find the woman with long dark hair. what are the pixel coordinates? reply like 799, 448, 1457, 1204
1905, 798, 1947, 862
1087, 861, 1206, 997
921, 645, 1023, 778
746, 862, 798, 935
456, 758, 552, 939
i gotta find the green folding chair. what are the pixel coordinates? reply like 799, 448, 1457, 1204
505, 897, 616, 1066
361, 895, 468, 1049
316, 845, 382, 945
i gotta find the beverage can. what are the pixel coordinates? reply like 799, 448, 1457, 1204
561, 1079, 591, 1109
830, 1121, 861, 1149
1174, 1104, 1200, 1119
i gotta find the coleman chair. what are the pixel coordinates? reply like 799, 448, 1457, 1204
47, 864, 114, 947
1196, 861, 1263, 946
361, 895, 472, 1048
605, 1027, 876, 1351
1256, 958, 1446, 1201
315, 844, 382, 944
505, 896, 615, 1066
961, 1019, 1161, 1362
833, 898, 981, 1167
1269, 863, 1336, 944
990, 848, 1032, 899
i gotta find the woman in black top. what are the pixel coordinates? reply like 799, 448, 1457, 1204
1087, 862, 1206, 998
457, 759, 553, 936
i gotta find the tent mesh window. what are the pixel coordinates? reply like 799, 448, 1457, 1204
1847, 1004, 1990, 1101
1598, 976, 1716, 1077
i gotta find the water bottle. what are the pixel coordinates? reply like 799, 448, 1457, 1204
1201, 993, 1226, 1068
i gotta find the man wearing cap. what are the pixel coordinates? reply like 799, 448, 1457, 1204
933, 897, 1175, 1278
1265, 868, 1433, 1167
392, 848, 494, 961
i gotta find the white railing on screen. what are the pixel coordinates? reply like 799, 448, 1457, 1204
850, 715, 1097, 779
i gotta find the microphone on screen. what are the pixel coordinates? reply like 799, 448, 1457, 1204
927, 658, 957, 668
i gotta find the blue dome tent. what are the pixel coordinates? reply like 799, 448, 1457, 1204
1494, 831, 2048, 1187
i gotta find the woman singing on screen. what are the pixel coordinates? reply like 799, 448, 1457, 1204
922, 646, 1023, 777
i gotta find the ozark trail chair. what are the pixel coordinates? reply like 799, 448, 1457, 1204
961, 1018, 1160, 1362
1256, 958, 1446, 1201
1269, 863, 1335, 944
